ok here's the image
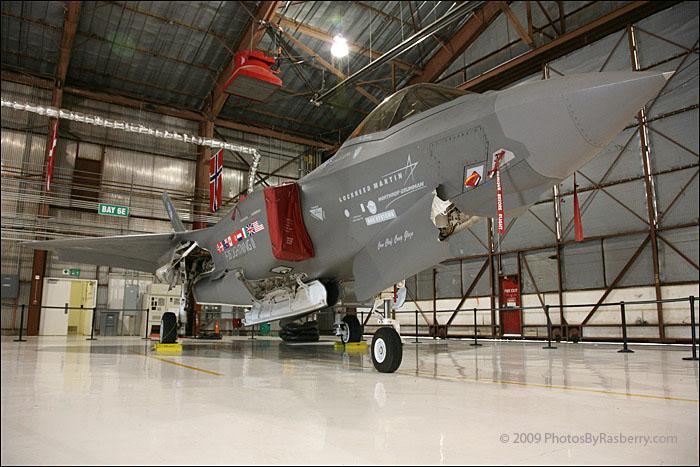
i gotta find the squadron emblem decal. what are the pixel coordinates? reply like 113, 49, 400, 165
463, 164, 484, 191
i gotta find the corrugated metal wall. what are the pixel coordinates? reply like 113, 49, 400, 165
1, 79, 311, 331
399, 2, 699, 341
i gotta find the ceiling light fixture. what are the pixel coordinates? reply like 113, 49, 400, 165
331, 34, 349, 58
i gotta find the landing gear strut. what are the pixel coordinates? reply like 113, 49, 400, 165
370, 298, 403, 373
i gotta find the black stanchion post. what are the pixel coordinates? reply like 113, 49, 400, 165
14, 304, 26, 342
683, 295, 698, 361
142, 308, 150, 340
470, 308, 482, 347
250, 324, 256, 340
86, 307, 97, 341
414, 310, 419, 343
543, 305, 556, 349
618, 301, 633, 353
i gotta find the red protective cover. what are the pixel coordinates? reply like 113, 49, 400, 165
264, 184, 315, 261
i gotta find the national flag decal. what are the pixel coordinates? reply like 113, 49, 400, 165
234, 229, 248, 242
215, 220, 265, 254
209, 148, 224, 213
246, 221, 265, 236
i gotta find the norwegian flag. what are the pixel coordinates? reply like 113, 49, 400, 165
209, 148, 224, 212
223, 236, 234, 250
245, 220, 265, 236
45, 119, 59, 192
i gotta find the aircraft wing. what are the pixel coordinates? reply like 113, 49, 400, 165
24, 232, 186, 273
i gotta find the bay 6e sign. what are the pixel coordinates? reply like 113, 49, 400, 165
98, 203, 129, 217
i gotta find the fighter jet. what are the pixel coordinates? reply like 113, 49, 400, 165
27, 71, 670, 372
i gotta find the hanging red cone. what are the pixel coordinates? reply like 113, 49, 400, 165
573, 173, 584, 242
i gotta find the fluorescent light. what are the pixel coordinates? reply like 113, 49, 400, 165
331, 34, 349, 58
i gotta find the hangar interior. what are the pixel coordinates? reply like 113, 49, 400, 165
1, 1, 699, 465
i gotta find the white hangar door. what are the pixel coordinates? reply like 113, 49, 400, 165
39, 278, 72, 335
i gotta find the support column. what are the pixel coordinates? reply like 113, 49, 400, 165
487, 218, 497, 336
193, 120, 213, 230
628, 25, 665, 339
27, 96, 62, 335
26, 1, 81, 335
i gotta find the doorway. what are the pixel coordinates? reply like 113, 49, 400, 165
39, 278, 97, 336
499, 275, 522, 336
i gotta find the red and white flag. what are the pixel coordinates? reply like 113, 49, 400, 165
489, 150, 506, 235
45, 119, 59, 192
209, 148, 223, 212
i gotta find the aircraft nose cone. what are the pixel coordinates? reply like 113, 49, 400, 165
495, 71, 670, 179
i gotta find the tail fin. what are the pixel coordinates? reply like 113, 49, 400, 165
162, 192, 186, 232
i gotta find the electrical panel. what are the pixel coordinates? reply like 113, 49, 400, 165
140, 284, 184, 338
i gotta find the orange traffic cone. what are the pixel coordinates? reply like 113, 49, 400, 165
215, 320, 220, 336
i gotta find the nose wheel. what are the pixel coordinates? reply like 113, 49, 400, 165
371, 326, 403, 373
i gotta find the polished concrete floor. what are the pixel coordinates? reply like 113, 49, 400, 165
1, 335, 698, 465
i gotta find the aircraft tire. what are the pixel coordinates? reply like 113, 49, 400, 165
371, 326, 402, 373
160, 312, 178, 344
280, 319, 320, 343
279, 333, 320, 343
341, 315, 363, 343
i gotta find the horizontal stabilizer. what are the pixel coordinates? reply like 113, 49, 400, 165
24, 232, 187, 273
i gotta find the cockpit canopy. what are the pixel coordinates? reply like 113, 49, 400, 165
350, 83, 471, 139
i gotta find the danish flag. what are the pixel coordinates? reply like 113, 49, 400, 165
209, 148, 223, 212
45, 119, 59, 192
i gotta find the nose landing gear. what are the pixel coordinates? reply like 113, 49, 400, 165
371, 325, 402, 373
369, 298, 403, 373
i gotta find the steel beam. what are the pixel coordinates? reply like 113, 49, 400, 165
500, 2, 534, 47
458, 1, 677, 92
27, 1, 81, 336
273, 14, 417, 73
209, 1, 279, 118
581, 235, 651, 325
446, 258, 489, 326
275, 26, 381, 104
409, 1, 502, 85
213, 119, 336, 150
1, 70, 336, 149
629, 24, 664, 338
193, 120, 213, 230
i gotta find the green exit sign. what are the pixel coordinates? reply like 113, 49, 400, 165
98, 203, 129, 217
62, 268, 80, 277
